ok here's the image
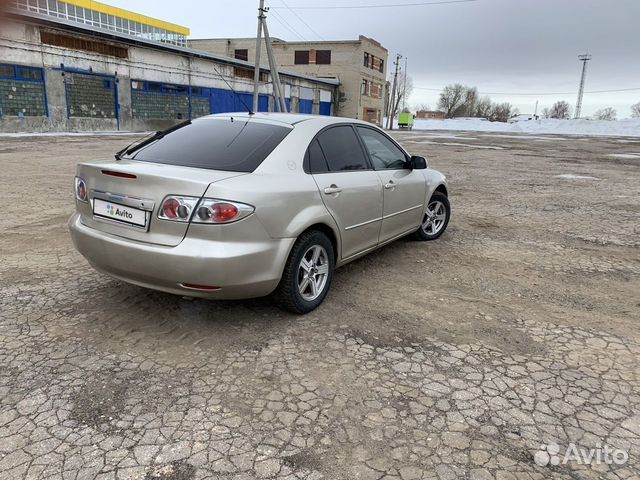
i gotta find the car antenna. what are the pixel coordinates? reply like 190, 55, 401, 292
210, 64, 254, 115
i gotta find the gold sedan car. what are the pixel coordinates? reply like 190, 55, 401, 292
69, 113, 450, 313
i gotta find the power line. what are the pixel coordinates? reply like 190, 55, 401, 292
268, 7, 306, 41
275, 0, 325, 40
413, 86, 640, 95
270, 0, 478, 10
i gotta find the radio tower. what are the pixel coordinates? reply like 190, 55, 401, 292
574, 53, 592, 119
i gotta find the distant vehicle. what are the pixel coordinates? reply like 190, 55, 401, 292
398, 112, 415, 130
69, 113, 450, 314
508, 114, 539, 123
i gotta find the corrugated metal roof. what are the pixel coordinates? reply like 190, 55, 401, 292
7, 9, 340, 88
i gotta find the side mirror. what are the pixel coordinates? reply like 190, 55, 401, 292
409, 155, 428, 169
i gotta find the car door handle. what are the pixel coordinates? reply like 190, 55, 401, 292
384, 181, 395, 190
324, 185, 342, 195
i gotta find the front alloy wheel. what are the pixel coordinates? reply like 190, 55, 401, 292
416, 192, 450, 241
274, 230, 335, 313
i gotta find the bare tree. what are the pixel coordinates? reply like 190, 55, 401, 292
457, 87, 478, 117
413, 103, 431, 112
594, 107, 617, 121
474, 96, 493, 119
488, 102, 516, 122
547, 101, 572, 119
438, 84, 467, 118
631, 102, 640, 118
390, 76, 413, 121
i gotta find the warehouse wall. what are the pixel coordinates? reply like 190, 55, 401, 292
0, 19, 337, 133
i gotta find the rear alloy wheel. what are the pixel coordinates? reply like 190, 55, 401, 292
274, 230, 335, 314
416, 192, 450, 241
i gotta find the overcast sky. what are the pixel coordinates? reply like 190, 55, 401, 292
108, 0, 640, 117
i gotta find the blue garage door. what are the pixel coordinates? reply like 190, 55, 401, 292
211, 89, 268, 113
299, 99, 313, 114
319, 102, 331, 116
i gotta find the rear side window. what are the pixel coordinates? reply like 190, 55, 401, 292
316, 126, 369, 171
128, 118, 291, 172
307, 139, 329, 173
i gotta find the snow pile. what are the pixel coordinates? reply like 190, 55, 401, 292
400, 118, 640, 137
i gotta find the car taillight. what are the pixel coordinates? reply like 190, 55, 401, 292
158, 196, 198, 222
193, 199, 254, 224
74, 176, 88, 202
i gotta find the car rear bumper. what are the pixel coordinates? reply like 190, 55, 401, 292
68, 213, 294, 299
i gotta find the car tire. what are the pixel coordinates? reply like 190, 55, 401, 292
273, 230, 335, 314
415, 191, 450, 241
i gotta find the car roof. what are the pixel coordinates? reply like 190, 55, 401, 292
206, 112, 378, 128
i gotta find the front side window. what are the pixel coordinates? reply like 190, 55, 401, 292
316, 126, 368, 171
357, 127, 407, 170
127, 118, 292, 172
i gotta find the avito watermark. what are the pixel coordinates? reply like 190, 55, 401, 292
535, 442, 628, 467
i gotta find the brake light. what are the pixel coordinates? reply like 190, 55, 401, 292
158, 196, 198, 222
74, 176, 88, 202
194, 199, 254, 224
102, 170, 137, 179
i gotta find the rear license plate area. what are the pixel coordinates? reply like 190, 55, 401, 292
93, 198, 148, 229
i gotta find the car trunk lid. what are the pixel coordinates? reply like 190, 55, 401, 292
76, 159, 246, 246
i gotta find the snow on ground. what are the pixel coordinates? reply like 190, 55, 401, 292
406, 133, 478, 141
607, 153, 640, 159
394, 118, 640, 137
555, 174, 600, 181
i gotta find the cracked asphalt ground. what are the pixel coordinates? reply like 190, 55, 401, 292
1, 130, 640, 480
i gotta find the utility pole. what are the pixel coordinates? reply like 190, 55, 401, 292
402, 56, 408, 112
252, 0, 265, 113
575, 53, 592, 119
252, 1, 288, 113
386, 53, 401, 130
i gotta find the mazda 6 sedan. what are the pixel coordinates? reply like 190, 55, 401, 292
69, 113, 450, 313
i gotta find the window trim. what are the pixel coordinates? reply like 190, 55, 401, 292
303, 123, 374, 174
0, 63, 45, 83
354, 125, 410, 171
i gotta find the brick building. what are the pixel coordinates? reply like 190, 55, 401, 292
416, 110, 445, 119
190, 35, 388, 124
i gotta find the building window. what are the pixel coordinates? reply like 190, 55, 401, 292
234, 67, 254, 80
316, 50, 331, 65
235, 49, 248, 61
364, 52, 369, 68
361, 79, 367, 95
295, 50, 310, 65
379, 59, 384, 73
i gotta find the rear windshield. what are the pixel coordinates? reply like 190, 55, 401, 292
126, 118, 292, 172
